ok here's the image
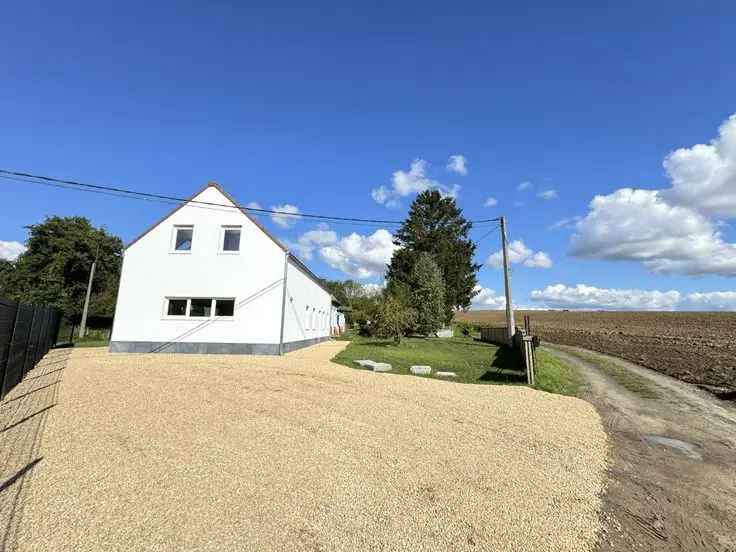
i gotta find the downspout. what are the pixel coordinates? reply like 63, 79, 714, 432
278, 251, 290, 355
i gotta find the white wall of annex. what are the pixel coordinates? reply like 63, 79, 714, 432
282, 258, 333, 344
111, 186, 285, 344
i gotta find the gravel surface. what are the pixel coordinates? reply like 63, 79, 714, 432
7, 343, 608, 551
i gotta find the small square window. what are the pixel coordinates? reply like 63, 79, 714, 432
189, 298, 212, 317
174, 227, 193, 251
215, 299, 235, 317
167, 299, 187, 316
222, 227, 241, 252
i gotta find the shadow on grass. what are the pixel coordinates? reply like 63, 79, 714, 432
479, 346, 526, 383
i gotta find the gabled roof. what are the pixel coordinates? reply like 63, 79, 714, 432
125, 181, 287, 252
125, 181, 339, 303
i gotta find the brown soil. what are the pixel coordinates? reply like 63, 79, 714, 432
543, 344, 736, 552
456, 311, 736, 398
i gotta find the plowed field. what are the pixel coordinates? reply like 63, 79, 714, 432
455, 311, 736, 398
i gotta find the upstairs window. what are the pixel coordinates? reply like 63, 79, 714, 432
173, 226, 193, 252
221, 226, 241, 253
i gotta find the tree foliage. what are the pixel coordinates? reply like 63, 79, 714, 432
373, 294, 416, 344
409, 253, 445, 335
387, 190, 479, 322
321, 279, 381, 327
0, 217, 124, 319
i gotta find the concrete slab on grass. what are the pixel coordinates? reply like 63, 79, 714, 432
372, 363, 392, 372
410, 365, 432, 375
354, 359, 377, 368
436, 371, 457, 378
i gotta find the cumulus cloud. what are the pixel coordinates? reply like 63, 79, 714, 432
487, 239, 552, 269
484, 196, 498, 207
530, 284, 736, 311
684, 291, 736, 310
0, 240, 25, 261
319, 229, 399, 279
531, 284, 681, 310
371, 159, 460, 207
571, 188, 736, 276
285, 225, 338, 260
517, 181, 532, 191
662, 114, 736, 217
471, 285, 506, 309
245, 201, 262, 210
270, 204, 301, 228
571, 114, 736, 276
446, 154, 468, 176
537, 189, 558, 200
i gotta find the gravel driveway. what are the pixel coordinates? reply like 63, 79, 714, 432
4, 342, 607, 551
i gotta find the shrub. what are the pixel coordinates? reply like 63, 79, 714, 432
373, 294, 416, 344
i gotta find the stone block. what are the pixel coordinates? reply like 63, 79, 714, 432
410, 365, 432, 375
436, 371, 457, 378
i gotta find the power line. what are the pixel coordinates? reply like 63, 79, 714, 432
0, 168, 502, 227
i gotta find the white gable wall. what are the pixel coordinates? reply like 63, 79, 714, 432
110, 186, 286, 350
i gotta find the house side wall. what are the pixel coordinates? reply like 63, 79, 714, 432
282, 258, 333, 346
110, 186, 284, 351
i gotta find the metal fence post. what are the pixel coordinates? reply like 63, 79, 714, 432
0, 300, 20, 400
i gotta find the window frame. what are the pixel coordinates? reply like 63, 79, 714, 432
171, 225, 194, 254
162, 297, 236, 320
219, 225, 242, 254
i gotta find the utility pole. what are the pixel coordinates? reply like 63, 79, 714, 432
500, 216, 515, 342
79, 244, 99, 339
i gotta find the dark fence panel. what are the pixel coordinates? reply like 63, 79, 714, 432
0, 297, 62, 399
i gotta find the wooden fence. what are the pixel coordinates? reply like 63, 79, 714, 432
479, 325, 537, 385
0, 296, 62, 399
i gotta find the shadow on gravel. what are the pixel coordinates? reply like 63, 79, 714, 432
0, 349, 71, 552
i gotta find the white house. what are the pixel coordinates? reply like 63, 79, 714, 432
110, 182, 345, 354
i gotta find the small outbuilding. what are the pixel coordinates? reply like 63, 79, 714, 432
110, 182, 344, 354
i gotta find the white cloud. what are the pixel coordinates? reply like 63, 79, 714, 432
270, 204, 301, 228
570, 188, 736, 276
571, 114, 736, 276
517, 181, 532, 191
471, 285, 506, 309
446, 154, 468, 176
319, 229, 399, 279
684, 291, 736, 310
487, 239, 552, 269
530, 284, 736, 311
286, 225, 338, 260
662, 114, 736, 218
549, 216, 581, 230
531, 284, 681, 310
0, 240, 25, 261
245, 201, 262, 210
537, 189, 558, 200
371, 159, 461, 206
484, 196, 498, 207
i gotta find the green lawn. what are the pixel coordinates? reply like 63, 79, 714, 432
331, 332, 581, 396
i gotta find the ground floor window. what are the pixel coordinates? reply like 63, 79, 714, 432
165, 297, 235, 318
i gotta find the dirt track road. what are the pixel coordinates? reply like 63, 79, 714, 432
545, 344, 736, 552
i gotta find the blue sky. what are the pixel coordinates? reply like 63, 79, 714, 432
2, 1, 736, 310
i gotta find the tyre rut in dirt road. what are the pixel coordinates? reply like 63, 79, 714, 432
544, 344, 736, 552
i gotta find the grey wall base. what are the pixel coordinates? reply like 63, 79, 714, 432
109, 336, 330, 355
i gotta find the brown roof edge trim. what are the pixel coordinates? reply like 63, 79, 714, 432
287, 253, 339, 303
125, 181, 288, 252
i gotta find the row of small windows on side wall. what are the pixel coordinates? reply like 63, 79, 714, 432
304, 305, 330, 331
171, 225, 241, 254
165, 297, 235, 318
